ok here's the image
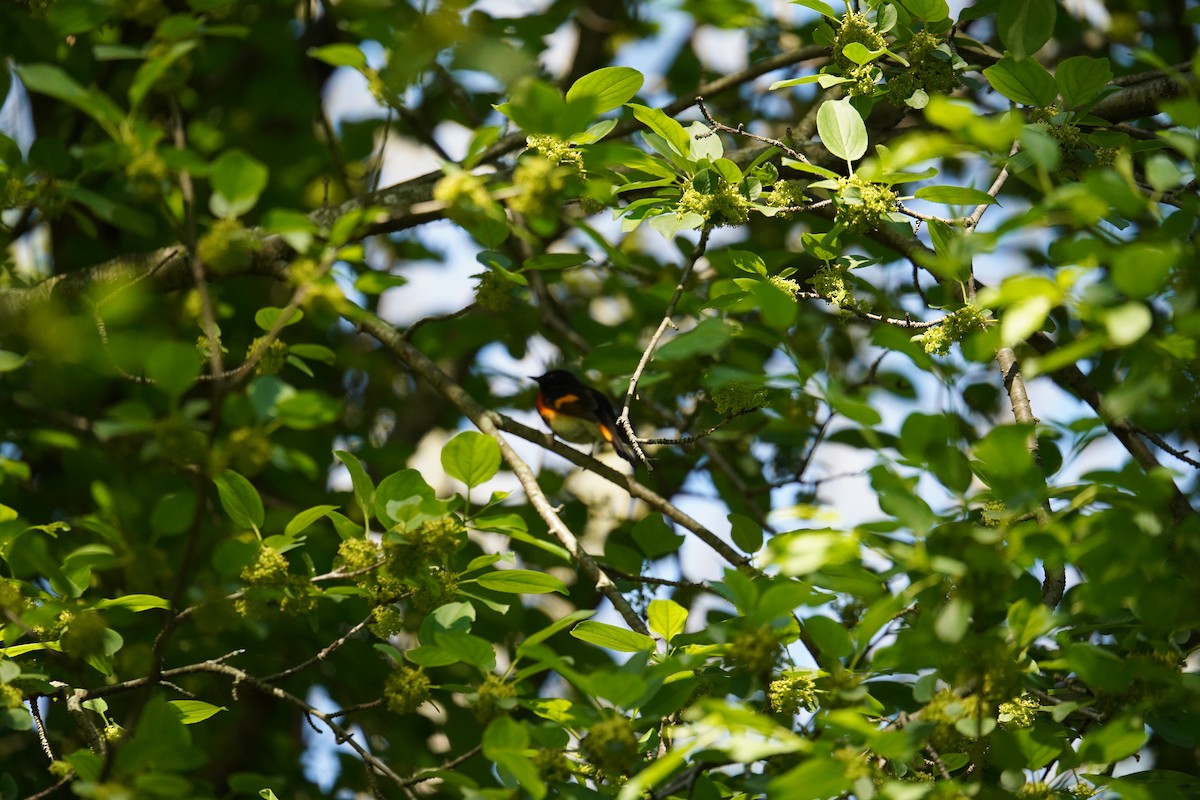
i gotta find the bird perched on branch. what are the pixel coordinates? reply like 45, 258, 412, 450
532, 370, 639, 467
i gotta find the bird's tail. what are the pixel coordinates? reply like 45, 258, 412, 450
608, 422, 640, 467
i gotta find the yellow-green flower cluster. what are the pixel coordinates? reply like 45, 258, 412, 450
0, 683, 24, 709
384, 666, 431, 714
847, 64, 880, 97
475, 269, 514, 312
369, 605, 405, 638
247, 336, 288, 376
726, 626, 781, 677
433, 170, 494, 211
1016, 782, 1054, 800
1029, 106, 1117, 179
471, 673, 518, 722
338, 537, 382, 572
833, 11, 886, 69
580, 712, 639, 778
197, 218, 258, 275
808, 264, 865, 311
126, 147, 168, 198
835, 175, 897, 233
998, 694, 1040, 728
770, 275, 802, 299
766, 179, 808, 214
888, 31, 960, 106
532, 748, 574, 783
679, 181, 750, 228
712, 381, 767, 417
1070, 783, 1098, 798
225, 427, 273, 476
923, 689, 992, 753
409, 569, 459, 613
526, 134, 584, 173
61, 610, 109, 659
915, 305, 985, 356
508, 155, 575, 219
386, 515, 466, 570
240, 545, 290, 587
769, 670, 818, 714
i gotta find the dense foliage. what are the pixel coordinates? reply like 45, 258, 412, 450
1, 0, 1199, 798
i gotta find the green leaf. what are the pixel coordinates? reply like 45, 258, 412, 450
898, 0, 950, 21
816, 99, 867, 163
998, 0, 1056, 59
214, 469, 264, 531
441, 431, 502, 488
805, 615, 853, 658
476, 569, 568, 595
571, 118, 617, 145
373, 469, 442, 529
142, 340, 201, 400
955, 716, 997, 738
729, 513, 764, 553
726, 250, 767, 276
61, 186, 155, 237
14, 64, 123, 131
434, 632, 496, 672
260, 791, 280, 800
688, 121, 723, 162
769, 74, 828, 91
307, 43, 367, 69
288, 344, 336, 364
334, 450, 375, 520
209, 149, 269, 218
92, 594, 170, 612
782, 157, 840, 180
354, 272, 407, 294
983, 56, 1058, 107
656, 318, 736, 361
790, 0, 837, 19
498, 76, 594, 137
914, 185, 998, 206
571, 620, 655, 653
522, 252, 590, 271
841, 42, 886, 66
1056, 56, 1112, 109
632, 514, 685, 558
1079, 715, 1149, 763
566, 66, 643, 114
648, 599, 687, 643
254, 306, 303, 331
1103, 302, 1152, 346
1007, 598, 1058, 648
934, 597, 972, 643
275, 391, 342, 430
627, 103, 691, 159
0, 351, 27, 373
284, 505, 339, 538
169, 700, 227, 724
129, 40, 197, 110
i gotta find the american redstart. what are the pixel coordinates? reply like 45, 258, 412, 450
532, 370, 639, 467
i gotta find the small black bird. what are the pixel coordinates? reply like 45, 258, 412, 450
532, 370, 639, 466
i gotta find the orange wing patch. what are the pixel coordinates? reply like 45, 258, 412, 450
552, 393, 580, 409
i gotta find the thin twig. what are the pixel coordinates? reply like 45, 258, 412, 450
697, 97, 809, 163
1134, 427, 1200, 468
639, 406, 761, 445
261, 615, 373, 683
402, 303, 476, 342
617, 229, 711, 468
399, 744, 484, 787
29, 697, 54, 762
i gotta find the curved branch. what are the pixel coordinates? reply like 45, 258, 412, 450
350, 305, 651, 635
